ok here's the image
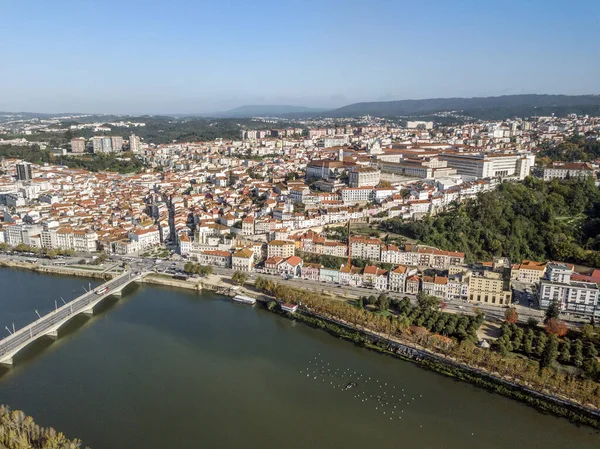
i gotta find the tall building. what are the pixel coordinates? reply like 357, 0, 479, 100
70, 137, 86, 153
111, 136, 124, 152
16, 162, 33, 181
101, 137, 113, 153
130, 134, 141, 152
92, 136, 104, 153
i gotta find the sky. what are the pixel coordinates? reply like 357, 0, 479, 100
1, 0, 599, 114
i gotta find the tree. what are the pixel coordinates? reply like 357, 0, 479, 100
559, 339, 571, 364
584, 340, 598, 359
527, 317, 539, 328
184, 262, 195, 274
540, 335, 559, 368
45, 248, 59, 259
522, 329, 534, 355
197, 265, 213, 276
494, 336, 511, 356
511, 327, 524, 351
417, 292, 440, 311
572, 339, 584, 368
544, 318, 568, 337
581, 323, 596, 341
545, 300, 561, 323
535, 332, 547, 357
376, 293, 390, 312
504, 307, 518, 324
357, 297, 365, 309
13, 243, 33, 253
232, 271, 248, 286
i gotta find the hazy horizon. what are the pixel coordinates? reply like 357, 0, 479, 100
1, 0, 599, 115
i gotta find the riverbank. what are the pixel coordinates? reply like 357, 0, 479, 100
262, 300, 600, 429
0, 259, 117, 280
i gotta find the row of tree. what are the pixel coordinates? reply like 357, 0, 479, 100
182, 262, 213, 276
252, 276, 600, 408
496, 321, 599, 375
0, 405, 89, 449
0, 242, 74, 259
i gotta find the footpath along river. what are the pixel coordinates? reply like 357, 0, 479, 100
0, 268, 599, 449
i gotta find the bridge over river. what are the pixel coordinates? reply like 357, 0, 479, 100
0, 271, 144, 366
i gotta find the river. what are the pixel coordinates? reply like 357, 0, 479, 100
0, 268, 598, 449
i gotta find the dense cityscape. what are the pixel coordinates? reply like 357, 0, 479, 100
1, 113, 599, 320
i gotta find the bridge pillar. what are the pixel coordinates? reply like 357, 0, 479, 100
111, 289, 123, 297
46, 330, 59, 339
81, 308, 94, 316
0, 357, 13, 367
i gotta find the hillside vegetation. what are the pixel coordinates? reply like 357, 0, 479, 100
383, 177, 600, 267
539, 135, 600, 163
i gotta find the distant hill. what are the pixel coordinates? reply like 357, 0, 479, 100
218, 104, 328, 117
324, 94, 600, 118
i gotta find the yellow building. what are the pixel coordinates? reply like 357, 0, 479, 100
468, 271, 512, 305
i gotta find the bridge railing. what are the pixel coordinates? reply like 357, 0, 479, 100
0, 271, 134, 351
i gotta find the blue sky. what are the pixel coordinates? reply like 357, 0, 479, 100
1, 0, 599, 114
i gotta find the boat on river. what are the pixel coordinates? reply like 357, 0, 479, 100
233, 294, 257, 305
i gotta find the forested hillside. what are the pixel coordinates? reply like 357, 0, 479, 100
538, 135, 600, 163
383, 177, 600, 267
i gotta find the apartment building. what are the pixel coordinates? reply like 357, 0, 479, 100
267, 240, 295, 259
340, 187, 373, 203
538, 262, 600, 319
71, 137, 86, 153
349, 237, 381, 261
381, 244, 403, 265
196, 250, 231, 268
241, 217, 255, 235
232, 248, 254, 271
388, 265, 407, 293
129, 227, 161, 250
511, 260, 546, 284
422, 275, 448, 299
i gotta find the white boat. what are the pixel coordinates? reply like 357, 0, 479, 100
232, 294, 256, 305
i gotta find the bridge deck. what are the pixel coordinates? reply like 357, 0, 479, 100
0, 271, 143, 366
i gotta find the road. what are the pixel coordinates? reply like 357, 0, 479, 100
0, 251, 585, 327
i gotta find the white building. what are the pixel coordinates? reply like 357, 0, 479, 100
538, 262, 600, 319
348, 167, 381, 188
